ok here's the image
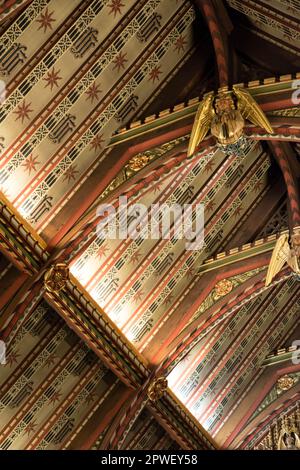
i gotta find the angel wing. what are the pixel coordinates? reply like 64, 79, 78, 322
287, 253, 300, 273
233, 85, 274, 135
187, 91, 214, 157
265, 233, 290, 287
294, 433, 300, 449
277, 432, 286, 450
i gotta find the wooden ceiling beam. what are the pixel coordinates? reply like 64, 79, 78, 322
269, 141, 300, 230
193, 0, 230, 86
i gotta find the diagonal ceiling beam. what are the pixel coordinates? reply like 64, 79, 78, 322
0, 192, 49, 274
193, 0, 230, 86
269, 141, 300, 230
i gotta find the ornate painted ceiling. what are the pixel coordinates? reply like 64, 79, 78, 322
0, 0, 300, 451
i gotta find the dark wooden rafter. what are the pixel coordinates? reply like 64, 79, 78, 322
269, 141, 300, 230
194, 0, 230, 86
0, 0, 32, 25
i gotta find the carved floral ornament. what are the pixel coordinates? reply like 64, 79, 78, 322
127, 155, 151, 172
147, 377, 168, 402
213, 279, 233, 298
277, 374, 296, 392
44, 263, 69, 293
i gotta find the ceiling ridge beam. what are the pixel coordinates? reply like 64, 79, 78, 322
270, 141, 300, 229
194, 0, 229, 86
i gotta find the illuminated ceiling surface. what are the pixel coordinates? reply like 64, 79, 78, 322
0, 0, 300, 450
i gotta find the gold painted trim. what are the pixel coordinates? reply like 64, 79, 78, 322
69, 274, 149, 369
0, 190, 47, 250
166, 388, 219, 449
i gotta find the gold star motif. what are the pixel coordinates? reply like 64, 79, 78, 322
233, 205, 243, 218
133, 291, 144, 303
112, 51, 128, 72
97, 243, 109, 258
153, 181, 163, 193
254, 181, 263, 193
6, 350, 20, 367
206, 200, 216, 213
148, 65, 162, 83
45, 354, 59, 367
49, 390, 62, 405
90, 134, 104, 152
174, 35, 187, 53
25, 421, 37, 436
85, 392, 97, 405
205, 160, 215, 173
186, 268, 195, 278
130, 251, 142, 264
163, 294, 173, 306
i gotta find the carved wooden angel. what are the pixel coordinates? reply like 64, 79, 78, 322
188, 85, 273, 155
265, 232, 300, 287
277, 430, 300, 450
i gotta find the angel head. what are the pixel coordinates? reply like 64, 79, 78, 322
211, 91, 244, 145
284, 433, 296, 447
213, 90, 236, 114
291, 227, 300, 257
277, 428, 300, 450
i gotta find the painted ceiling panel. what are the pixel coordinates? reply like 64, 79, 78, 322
69, 139, 273, 352
0, 300, 119, 450
0, 0, 197, 232
168, 276, 300, 439
121, 408, 180, 450
1, 0, 300, 451
226, 0, 300, 56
